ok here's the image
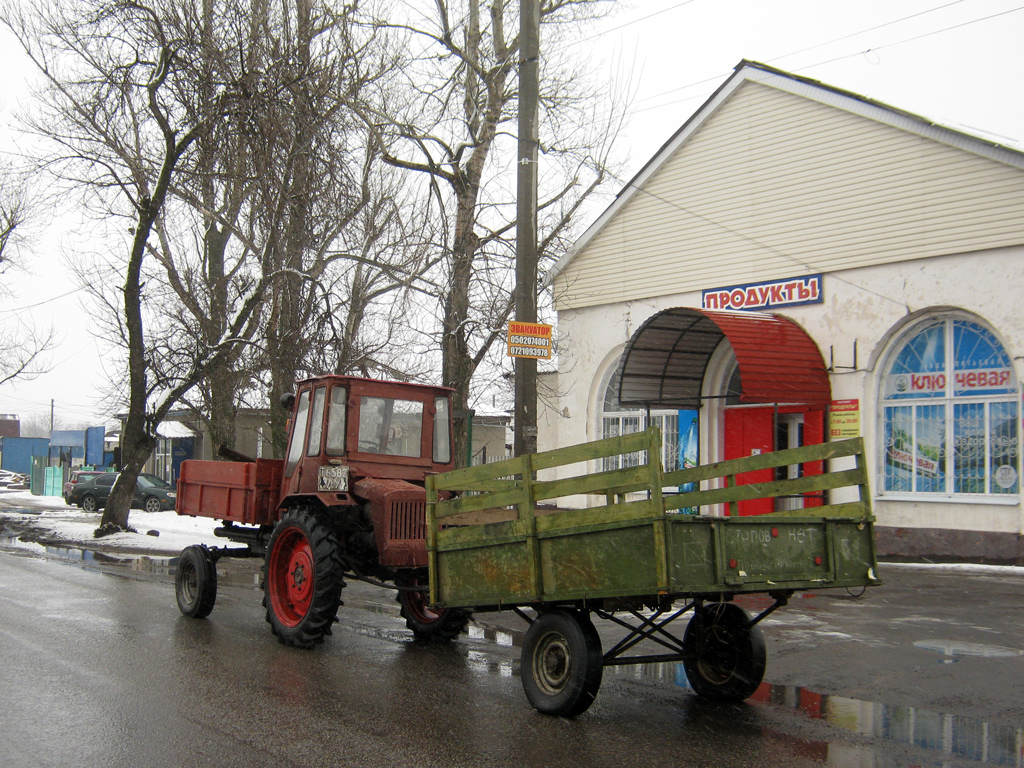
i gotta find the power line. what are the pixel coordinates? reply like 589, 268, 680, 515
0, 284, 89, 315
626, 4, 1024, 119
582, 0, 698, 41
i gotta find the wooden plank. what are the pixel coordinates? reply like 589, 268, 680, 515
529, 428, 658, 472
662, 467, 866, 511
437, 529, 529, 553
534, 500, 663, 534
521, 453, 541, 601
458, 479, 522, 493
434, 488, 524, 517
431, 455, 528, 491
532, 464, 655, 500
764, 501, 872, 519
663, 437, 864, 486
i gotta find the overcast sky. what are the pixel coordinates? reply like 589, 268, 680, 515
1, 0, 1022, 428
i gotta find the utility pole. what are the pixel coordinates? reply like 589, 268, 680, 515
514, 0, 540, 458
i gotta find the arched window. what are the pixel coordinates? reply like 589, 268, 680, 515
600, 365, 680, 471
880, 316, 1019, 497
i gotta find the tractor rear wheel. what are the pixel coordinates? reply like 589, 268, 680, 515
395, 570, 471, 642
175, 545, 218, 619
264, 507, 345, 649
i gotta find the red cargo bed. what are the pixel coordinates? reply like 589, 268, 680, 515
176, 459, 284, 526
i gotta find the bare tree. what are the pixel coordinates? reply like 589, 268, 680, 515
0, 164, 54, 387
229, 2, 439, 454
367, 0, 623, 464
3, 0, 278, 532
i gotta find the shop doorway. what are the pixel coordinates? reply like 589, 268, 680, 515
613, 307, 831, 516
723, 405, 825, 515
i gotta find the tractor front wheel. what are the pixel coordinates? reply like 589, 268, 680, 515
395, 570, 471, 642
263, 507, 345, 649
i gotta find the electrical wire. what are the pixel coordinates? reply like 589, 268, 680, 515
627, 3, 1024, 118
0, 285, 89, 315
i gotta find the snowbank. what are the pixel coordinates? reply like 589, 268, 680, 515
0, 489, 223, 556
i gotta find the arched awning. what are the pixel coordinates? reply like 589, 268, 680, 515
616, 308, 831, 408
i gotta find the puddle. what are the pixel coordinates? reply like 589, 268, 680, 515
1, 533, 133, 566
742, 680, 1024, 767
914, 640, 1024, 659
467, 624, 519, 648
0, 533, 260, 586
597, 662, 1024, 767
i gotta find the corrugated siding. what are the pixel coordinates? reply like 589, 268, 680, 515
617, 309, 831, 407
554, 81, 1024, 310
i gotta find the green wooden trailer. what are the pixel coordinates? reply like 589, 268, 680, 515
425, 427, 879, 716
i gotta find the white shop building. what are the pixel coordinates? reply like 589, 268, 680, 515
539, 61, 1024, 563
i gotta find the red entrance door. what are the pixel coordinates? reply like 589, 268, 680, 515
724, 407, 774, 516
723, 406, 826, 515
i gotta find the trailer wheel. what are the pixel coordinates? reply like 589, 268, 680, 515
395, 571, 471, 642
175, 545, 218, 619
521, 609, 603, 717
683, 602, 766, 701
264, 507, 345, 649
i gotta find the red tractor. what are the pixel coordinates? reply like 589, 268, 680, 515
172, 375, 471, 647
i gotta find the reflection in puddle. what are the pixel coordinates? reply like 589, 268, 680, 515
747, 682, 1024, 767
602, 661, 1023, 767
468, 623, 523, 648
913, 640, 1023, 659
0, 534, 259, 586
1, 534, 132, 566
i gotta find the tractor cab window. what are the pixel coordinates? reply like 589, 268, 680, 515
306, 387, 327, 456
357, 397, 424, 458
433, 396, 451, 464
325, 386, 348, 455
285, 390, 311, 476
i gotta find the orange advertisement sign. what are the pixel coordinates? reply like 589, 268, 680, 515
507, 321, 552, 359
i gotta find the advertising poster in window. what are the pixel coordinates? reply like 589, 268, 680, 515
882, 319, 1018, 495
677, 410, 698, 513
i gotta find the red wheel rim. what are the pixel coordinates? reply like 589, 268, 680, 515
268, 527, 315, 627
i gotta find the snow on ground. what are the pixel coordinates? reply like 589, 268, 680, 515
0, 489, 223, 556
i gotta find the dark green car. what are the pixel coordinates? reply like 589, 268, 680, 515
68, 473, 177, 513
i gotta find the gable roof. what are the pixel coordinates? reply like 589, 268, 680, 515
546, 61, 1024, 307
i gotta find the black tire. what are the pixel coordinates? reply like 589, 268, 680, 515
395, 570, 471, 642
175, 545, 218, 619
263, 507, 345, 649
144, 496, 162, 514
521, 609, 604, 717
682, 602, 766, 701
81, 495, 98, 513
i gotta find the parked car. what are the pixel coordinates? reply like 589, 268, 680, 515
62, 470, 106, 503
68, 473, 177, 513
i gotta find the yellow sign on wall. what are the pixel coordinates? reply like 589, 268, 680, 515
507, 321, 552, 359
829, 399, 860, 439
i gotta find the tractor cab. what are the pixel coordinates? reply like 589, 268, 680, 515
281, 376, 455, 505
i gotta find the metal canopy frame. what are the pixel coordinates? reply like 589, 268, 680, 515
616, 308, 831, 409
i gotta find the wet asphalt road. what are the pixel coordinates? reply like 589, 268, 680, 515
0, 544, 1022, 768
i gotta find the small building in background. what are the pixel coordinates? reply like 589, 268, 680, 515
0, 414, 19, 439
